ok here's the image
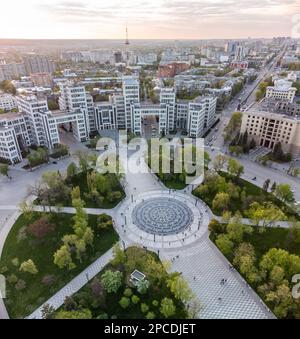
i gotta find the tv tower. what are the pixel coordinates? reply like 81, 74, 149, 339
125, 26, 130, 45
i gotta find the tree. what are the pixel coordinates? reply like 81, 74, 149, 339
226, 214, 245, 243
275, 184, 294, 203
265, 284, 294, 319
55, 309, 92, 319
112, 244, 126, 267
53, 245, 75, 270
101, 270, 123, 293
223, 112, 242, 143
41, 304, 55, 319
160, 298, 176, 318
19, 259, 38, 274
67, 162, 77, 178
227, 158, 244, 179
131, 295, 140, 304
73, 150, 89, 172
0, 164, 9, 178
212, 154, 227, 172
141, 303, 149, 314
216, 234, 234, 256
263, 179, 271, 192
146, 312, 156, 319
212, 192, 230, 212
246, 202, 286, 228
27, 216, 55, 239
119, 297, 130, 309
208, 219, 225, 235
167, 275, 193, 304
137, 279, 150, 295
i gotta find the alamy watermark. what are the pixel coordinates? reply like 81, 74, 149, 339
0, 274, 6, 299
95, 131, 205, 186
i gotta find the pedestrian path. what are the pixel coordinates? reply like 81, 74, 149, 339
161, 239, 275, 319
27, 247, 115, 319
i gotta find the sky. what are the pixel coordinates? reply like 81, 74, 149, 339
1, 0, 300, 40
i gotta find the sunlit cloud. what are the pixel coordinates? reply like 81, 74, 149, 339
0, 0, 299, 39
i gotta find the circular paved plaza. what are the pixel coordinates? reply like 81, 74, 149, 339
132, 197, 194, 236
116, 190, 212, 249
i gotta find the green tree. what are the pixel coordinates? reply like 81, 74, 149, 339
227, 158, 244, 179
275, 184, 294, 203
53, 245, 75, 270
67, 162, 78, 178
160, 298, 176, 318
212, 192, 230, 212
167, 275, 193, 304
0, 164, 9, 178
119, 297, 130, 309
112, 244, 126, 267
101, 270, 123, 294
246, 202, 286, 228
19, 259, 38, 274
137, 279, 150, 295
216, 234, 234, 256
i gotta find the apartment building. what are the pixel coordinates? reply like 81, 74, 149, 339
266, 79, 297, 103
23, 54, 56, 75
0, 77, 217, 163
0, 94, 17, 112
241, 110, 300, 155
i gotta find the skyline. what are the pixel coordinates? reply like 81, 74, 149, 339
1, 0, 300, 40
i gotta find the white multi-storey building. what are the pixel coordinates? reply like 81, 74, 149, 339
0, 94, 17, 112
0, 77, 217, 163
266, 80, 297, 103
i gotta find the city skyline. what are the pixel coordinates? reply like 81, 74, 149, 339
1, 0, 299, 40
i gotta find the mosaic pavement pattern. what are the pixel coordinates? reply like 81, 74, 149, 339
132, 197, 194, 236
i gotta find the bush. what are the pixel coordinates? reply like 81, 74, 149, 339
15, 279, 26, 291
27, 217, 56, 239
11, 258, 19, 267
101, 270, 123, 294
7, 274, 18, 285
42, 275, 56, 286
152, 300, 159, 307
119, 297, 130, 309
146, 312, 156, 319
124, 288, 133, 298
97, 313, 109, 319
141, 303, 149, 314
131, 295, 140, 304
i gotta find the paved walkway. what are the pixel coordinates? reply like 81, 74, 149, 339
27, 247, 115, 319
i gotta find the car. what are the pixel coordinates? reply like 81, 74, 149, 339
52, 161, 57, 165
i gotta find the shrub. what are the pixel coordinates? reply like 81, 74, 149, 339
131, 295, 140, 305
27, 217, 56, 239
124, 288, 133, 298
97, 313, 109, 319
7, 274, 18, 285
146, 312, 156, 319
19, 259, 38, 275
101, 270, 123, 294
119, 297, 130, 309
137, 279, 150, 294
11, 258, 19, 267
42, 275, 56, 286
152, 300, 159, 307
15, 279, 26, 291
141, 303, 149, 314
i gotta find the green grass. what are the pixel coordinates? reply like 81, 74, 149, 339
0, 212, 119, 319
56, 247, 187, 319
244, 227, 300, 260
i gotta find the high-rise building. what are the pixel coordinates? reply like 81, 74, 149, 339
23, 54, 56, 75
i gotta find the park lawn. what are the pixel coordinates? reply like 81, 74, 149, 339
35, 171, 125, 209
56, 247, 188, 319
66, 172, 125, 208
243, 227, 300, 260
158, 177, 187, 190
194, 171, 299, 220
0, 212, 119, 319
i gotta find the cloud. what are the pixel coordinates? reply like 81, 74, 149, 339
33, 0, 300, 38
